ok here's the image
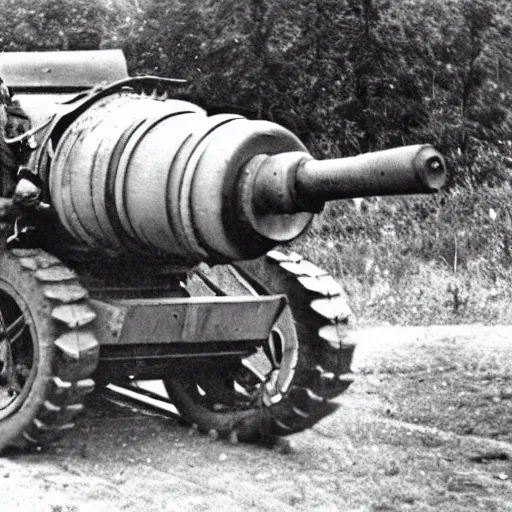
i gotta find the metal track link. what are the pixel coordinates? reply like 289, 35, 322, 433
232, 250, 357, 435
236, 250, 356, 399
3, 248, 99, 450
164, 250, 356, 440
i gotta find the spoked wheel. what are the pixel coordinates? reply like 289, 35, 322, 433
0, 280, 38, 424
0, 247, 99, 452
164, 250, 354, 441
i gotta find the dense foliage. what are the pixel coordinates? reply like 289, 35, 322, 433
1, 0, 512, 324
293, 185, 512, 325
1, 0, 511, 186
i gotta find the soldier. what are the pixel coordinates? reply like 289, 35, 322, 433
0, 77, 17, 220
1, 77, 46, 198
0, 77, 48, 245
0, 78, 16, 189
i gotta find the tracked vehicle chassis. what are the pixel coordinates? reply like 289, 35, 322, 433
0, 243, 355, 449
0, 48, 444, 450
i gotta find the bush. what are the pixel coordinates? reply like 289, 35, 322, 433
0, 0, 126, 52
291, 184, 512, 325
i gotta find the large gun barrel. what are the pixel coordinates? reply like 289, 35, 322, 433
42, 78, 445, 266
250, 145, 445, 215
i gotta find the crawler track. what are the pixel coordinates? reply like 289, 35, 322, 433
164, 250, 356, 440
0, 247, 99, 451
236, 250, 355, 400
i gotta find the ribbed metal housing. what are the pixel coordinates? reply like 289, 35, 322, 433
49, 91, 311, 264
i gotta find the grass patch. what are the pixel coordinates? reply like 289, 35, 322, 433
290, 183, 512, 325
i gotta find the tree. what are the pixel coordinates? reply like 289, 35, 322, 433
0, 0, 123, 52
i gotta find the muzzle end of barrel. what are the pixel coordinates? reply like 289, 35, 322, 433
414, 145, 447, 192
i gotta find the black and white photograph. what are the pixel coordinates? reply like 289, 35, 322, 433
0, 0, 511, 510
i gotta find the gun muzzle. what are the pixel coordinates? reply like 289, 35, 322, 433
249, 145, 446, 215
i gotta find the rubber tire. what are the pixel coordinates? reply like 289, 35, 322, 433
0, 248, 99, 452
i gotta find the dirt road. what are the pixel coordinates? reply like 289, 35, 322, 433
2, 325, 512, 512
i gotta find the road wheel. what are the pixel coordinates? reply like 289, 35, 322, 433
0, 247, 99, 451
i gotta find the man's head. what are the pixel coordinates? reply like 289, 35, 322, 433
0, 77, 30, 138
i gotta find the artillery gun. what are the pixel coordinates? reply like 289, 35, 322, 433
0, 50, 445, 451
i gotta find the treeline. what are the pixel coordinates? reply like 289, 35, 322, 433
1, 0, 512, 187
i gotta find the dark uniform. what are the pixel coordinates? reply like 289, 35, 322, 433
0, 78, 16, 194
0, 77, 47, 246
0, 77, 38, 199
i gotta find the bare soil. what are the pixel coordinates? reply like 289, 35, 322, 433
1, 325, 512, 512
